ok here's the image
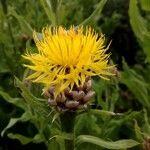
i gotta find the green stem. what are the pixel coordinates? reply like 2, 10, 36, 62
60, 112, 76, 150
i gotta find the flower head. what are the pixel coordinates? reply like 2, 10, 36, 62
23, 26, 113, 98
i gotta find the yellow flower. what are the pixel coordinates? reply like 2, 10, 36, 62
23, 26, 114, 97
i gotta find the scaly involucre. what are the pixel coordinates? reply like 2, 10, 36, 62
23, 26, 113, 97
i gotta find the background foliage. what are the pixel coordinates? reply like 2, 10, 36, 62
0, 0, 150, 149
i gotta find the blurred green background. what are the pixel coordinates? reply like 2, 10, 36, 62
0, 0, 150, 149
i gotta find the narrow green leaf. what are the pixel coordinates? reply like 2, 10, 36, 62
1, 112, 30, 136
49, 132, 72, 150
129, 0, 150, 62
14, 77, 50, 116
120, 60, 150, 108
91, 109, 123, 116
7, 133, 33, 145
76, 135, 140, 149
39, 0, 57, 25
1, 118, 20, 137
143, 109, 150, 134
8, 133, 45, 144
49, 133, 73, 141
129, 0, 147, 41
50, 0, 62, 13
52, 112, 60, 124
134, 120, 144, 142
8, 7, 33, 37
0, 90, 27, 110
78, 0, 107, 26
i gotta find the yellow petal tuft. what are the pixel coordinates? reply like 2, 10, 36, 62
23, 26, 114, 97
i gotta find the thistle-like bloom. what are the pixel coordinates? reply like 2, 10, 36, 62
23, 26, 113, 98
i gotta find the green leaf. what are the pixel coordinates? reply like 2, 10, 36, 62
7, 133, 45, 145
49, 132, 73, 150
52, 112, 60, 124
75, 112, 101, 136
91, 109, 122, 117
1, 118, 20, 137
78, 0, 107, 26
50, 0, 62, 13
0, 60, 10, 73
1, 112, 30, 136
32, 133, 45, 143
7, 133, 33, 145
8, 7, 33, 37
92, 79, 108, 109
0, 90, 27, 110
76, 135, 140, 149
0, 44, 12, 73
134, 120, 144, 142
140, 0, 150, 11
49, 133, 73, 141
129, 0, 150, 62
120, 60, 150, 108
100, 111, 142, 139
14, 77, 50, 117
143, 109, 150, 134
129, 0, 148, 41
40, 0, 57, 25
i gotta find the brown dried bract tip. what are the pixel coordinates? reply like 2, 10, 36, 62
112, 67, 121, 78
20, 33, 29, 41
44, 78, 95, 112
143, 137, 150, 150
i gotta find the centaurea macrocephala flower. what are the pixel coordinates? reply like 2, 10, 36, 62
23, 26, 114, 102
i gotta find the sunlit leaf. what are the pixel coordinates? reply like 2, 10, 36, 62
140, 0, 150, 11
91, 109, 123, 116
52, 112, 60, 124
76, 135, 140, 149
